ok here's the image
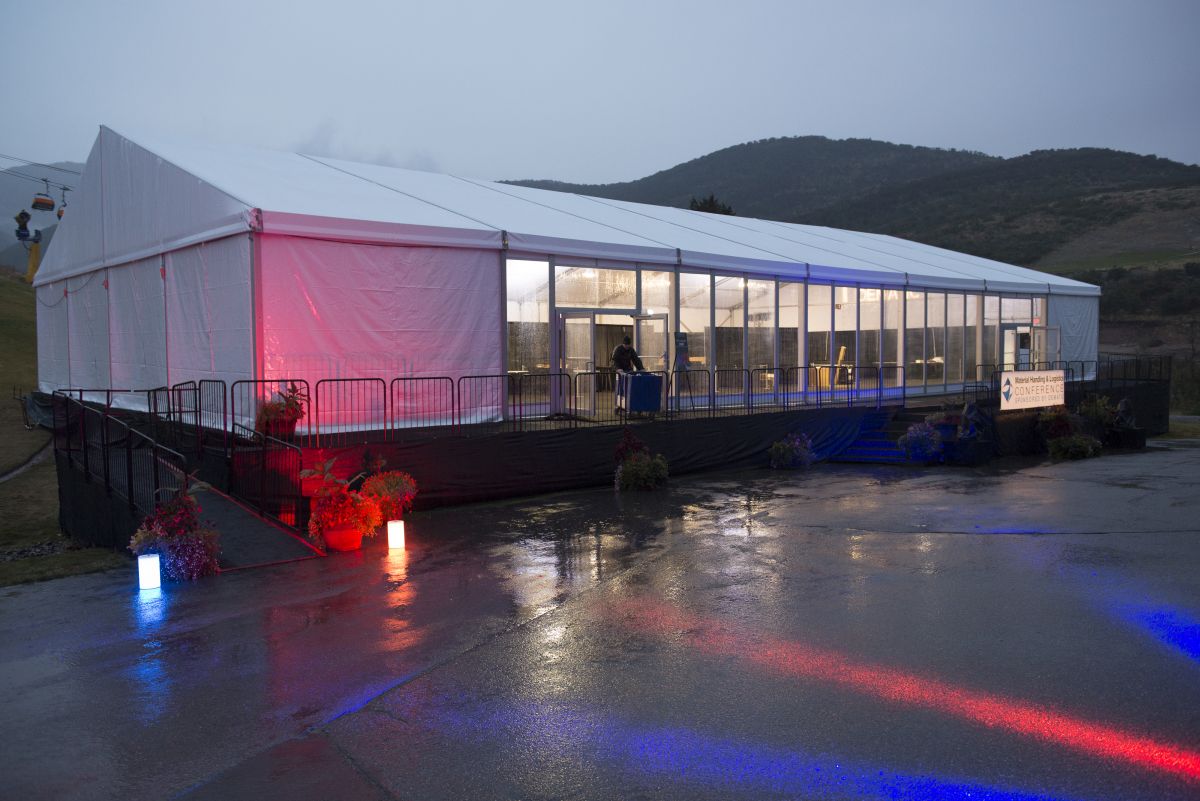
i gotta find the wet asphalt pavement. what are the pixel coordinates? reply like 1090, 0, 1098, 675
2, 444, 1200, 800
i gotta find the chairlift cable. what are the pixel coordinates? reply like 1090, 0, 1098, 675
0, 152, 82, 176
3, 168, 73, 192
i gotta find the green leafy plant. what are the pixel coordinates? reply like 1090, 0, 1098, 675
254, 382, 307, 436
769, 432, 815, 469
898, 422, 942, 462
616, 451, 669, 491
1048, 433, 1103, 461
1035, 406, 1074, 442
128, 493, 220, 581
361, 470, 419, 521
1076, 394, 1116, 433
613, 427, 668, 490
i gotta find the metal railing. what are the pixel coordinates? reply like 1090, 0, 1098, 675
52, 392, 188, 515
314, 378, 388, 447
54, 357, 1172, 448
229, 423, 306, 529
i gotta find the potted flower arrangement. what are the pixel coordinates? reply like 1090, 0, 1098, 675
361, 470, 419, 523
768, 432, 815, 469
255, 382, 307, 439
128, 491, 221, 580
301, 458, 382, 551
924, 407, 964, 446
613, 427, 668, 491
898, 421, 942, 464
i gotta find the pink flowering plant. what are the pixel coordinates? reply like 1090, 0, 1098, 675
128, 492, 220, 581
360, 470, 419, 521
301, 457, 384, 545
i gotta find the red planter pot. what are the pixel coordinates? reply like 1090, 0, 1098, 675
321, 524, 364, 552
261, 417, 299, 439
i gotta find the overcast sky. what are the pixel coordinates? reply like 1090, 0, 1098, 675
2, 0, 1197, 183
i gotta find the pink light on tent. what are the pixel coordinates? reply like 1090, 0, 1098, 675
614, 598, 1200, 783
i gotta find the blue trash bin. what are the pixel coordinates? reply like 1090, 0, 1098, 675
616, 371, 662, 416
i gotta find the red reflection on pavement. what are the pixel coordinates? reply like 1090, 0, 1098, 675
615, 598, 1200, 783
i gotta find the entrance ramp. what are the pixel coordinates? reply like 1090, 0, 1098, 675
192, 486, 320, 570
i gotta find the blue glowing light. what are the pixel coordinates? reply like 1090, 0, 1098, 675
429, 700, 1083, 801
1123, 606, 1200, 663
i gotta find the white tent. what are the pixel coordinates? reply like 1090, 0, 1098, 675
35, 126, 1100, 405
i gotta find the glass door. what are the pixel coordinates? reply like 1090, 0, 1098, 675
1001, 326, 1031, 370
1030, 326, 1060, 368
633, 314, 669, 373
557, 312, 595, 417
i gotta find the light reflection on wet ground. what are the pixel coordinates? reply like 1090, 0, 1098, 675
1, 444, 1199, 799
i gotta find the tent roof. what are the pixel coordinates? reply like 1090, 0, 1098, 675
37, 126, 1100, 296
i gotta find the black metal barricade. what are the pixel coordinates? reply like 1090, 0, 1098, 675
390, 377, 456, 442
314, 378, 388, 448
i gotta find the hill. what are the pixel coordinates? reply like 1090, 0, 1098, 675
509, 136, 997, 220
509, 140, 1199, 272
803, 148, 1200, 267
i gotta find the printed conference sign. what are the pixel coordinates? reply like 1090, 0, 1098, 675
1000, 370, 1065, 411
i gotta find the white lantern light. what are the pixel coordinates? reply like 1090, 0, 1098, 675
387, 519, 405, 549
138, 553, 162, 590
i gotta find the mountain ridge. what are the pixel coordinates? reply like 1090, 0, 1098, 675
506, 136, 1200, 270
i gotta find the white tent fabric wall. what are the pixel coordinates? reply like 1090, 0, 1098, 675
164, 236, 254, 388
260, 237, 502, 423
108, 255, 168, 392
1048, 294, 1100, 376
36, 127, 253, 285
65, 271, 110, 390
35, 284, 70, 390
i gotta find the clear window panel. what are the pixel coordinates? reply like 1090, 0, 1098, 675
834, 286, 858, 382
859, 287, 882, 371
1032, 296, 1046, 327
1000, 296, 1032, 324
883, 289, 903, 387
714, 275, 745, 371
679, 272, 711, 370
946, 293, 965, 384
747, 278, 775, 367
983, 295, 1000, 371
779, 282, 804, 369
807, 284, 832, 366
640, 270, 674, 370
506, 258, 549, 372
905, 290, 925, 387
965, 295, 979, 381
926, 292, 945, 384
554, 264, 636, 309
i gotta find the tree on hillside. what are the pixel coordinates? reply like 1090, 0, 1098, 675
689, 194, 735, 215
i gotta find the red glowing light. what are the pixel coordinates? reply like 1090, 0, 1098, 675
615, 599, 1200, 783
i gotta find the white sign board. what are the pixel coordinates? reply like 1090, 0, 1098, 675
1000, 370, 1065, 411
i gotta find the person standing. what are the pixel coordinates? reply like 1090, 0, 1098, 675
611, 335, 644, 372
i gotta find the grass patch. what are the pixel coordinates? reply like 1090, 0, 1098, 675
0, 548, 127, 587
0, 459, 127, 586
1163, 418, 1200, 439
0, 459, 60, 547
0, 273, 48, 473
0, 404, 49, 475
